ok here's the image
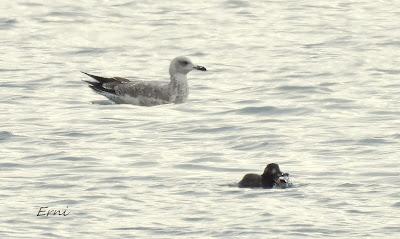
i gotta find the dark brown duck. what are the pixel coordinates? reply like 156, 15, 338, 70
239, 163, 289, 188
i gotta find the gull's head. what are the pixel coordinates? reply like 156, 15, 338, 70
169, 56, 206, 76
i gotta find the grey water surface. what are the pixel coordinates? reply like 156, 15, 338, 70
1, 0, 400, 238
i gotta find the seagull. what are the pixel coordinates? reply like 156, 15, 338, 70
82, 56, 206, 106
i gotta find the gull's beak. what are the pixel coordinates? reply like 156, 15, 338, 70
193, 65, 207, 71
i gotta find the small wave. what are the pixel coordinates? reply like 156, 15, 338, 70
0, 131, 15, 141
230, 106, 312, 116
69, 47, 109, 55
232, 141, 269, 150
189, 126, 239, 133
392, 202, 400, 208
175, 163, 243, 172
234, 99, 261, 105
0, 163, 23, 168
0, 18, 17, 30
91, 100, 115, 105
189, 156, 225, 164
182, 217, 214, 222
52, 156, 98, 161
369, 110, 400, 116
369, 68, 400, 75
112, 1, 139, 7
277, 84, 333, 93
48, 199, 80, 205
321, 139, 355, 145
220, 182, 240, 188
319, 97, 354, 104
129, 161, 159, 167
48, 11, 86, 17
338, 183, 361, 187
376, 40, 400, 47
357, 137, 393, 145
224, 0, 250, 8
390, 133, 400, 139
0, 68, 27, 72
276, 85, 318, 92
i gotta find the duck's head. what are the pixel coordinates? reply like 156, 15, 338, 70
261, 163, 287, 188
169, 56, 207, 76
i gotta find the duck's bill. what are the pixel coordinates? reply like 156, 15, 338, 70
193, 65, 207, 71
273, 173, 289, 185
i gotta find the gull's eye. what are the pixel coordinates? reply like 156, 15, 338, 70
180, 60, 189, 66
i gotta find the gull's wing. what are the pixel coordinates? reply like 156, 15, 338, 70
82, 72, 170, 105
115, 81, 170, 102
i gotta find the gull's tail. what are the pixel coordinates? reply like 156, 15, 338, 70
81, 72, 116, 84
81, 72, 116, 94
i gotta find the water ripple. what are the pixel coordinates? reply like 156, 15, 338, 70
1, 1, 399, 238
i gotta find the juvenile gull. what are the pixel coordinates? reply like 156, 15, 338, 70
82, 56, 206, 106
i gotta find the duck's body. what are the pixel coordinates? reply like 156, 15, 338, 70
239, 163, 289, 189
83, 56, 206, 106
238, 174, 263, 188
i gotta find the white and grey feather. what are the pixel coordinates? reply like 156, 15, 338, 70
83, 56, 206, 106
